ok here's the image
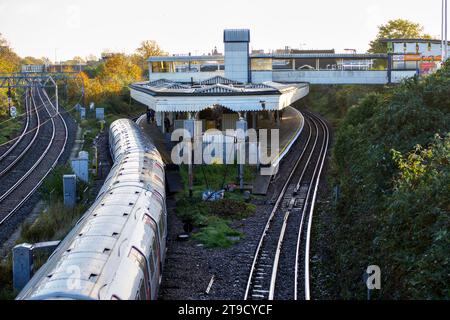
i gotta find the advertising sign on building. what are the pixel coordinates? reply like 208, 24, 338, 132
420, 62, 437, 75
393, 55, 405, 62
404, 55, 442, 62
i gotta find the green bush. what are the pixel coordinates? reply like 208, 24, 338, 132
329, 62, 450, 299
193, 216, 243, 248
175, 193, 255, 248
303, 85, 387, 127
208, 199, 256, 219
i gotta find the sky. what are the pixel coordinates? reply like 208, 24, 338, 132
0, 0, 447, 61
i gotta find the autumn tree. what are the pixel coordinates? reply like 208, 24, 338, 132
0, 34, 21, 117
368, 19, 432, 54
0, 33, 20, 73
134, 40, 165, 74
21, 56, 46, 65
136, 40, 164, 60
97, 53, 142, 89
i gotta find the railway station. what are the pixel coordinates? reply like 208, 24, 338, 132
130, 29, 309, 178
1, 0, 448, 303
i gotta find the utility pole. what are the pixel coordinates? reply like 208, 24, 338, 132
443, 0, 449, 61
446, 0, 448, 61
7, 85, 12, 116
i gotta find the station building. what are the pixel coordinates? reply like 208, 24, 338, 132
382, 38, 450, 75
130, 29, 309, 135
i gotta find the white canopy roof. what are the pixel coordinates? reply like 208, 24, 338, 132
130, 76, 309, 113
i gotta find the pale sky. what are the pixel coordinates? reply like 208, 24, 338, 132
0, 0, 447, 61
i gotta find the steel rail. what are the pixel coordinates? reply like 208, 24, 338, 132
0, 86, 68, 226
0, 90, 41, 178
244, 114, 314, 300
302, 113, 330, 300
0, 90, 32, 162
268, 117, 321, 300
294, 114, 329, 300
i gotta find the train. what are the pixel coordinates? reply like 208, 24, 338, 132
16, 119, 167, 300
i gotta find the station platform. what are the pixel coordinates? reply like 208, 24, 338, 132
137, 116, 183, 194
252, 106, 304, 195
137, 116, 174, 165
137, 106, 304, 196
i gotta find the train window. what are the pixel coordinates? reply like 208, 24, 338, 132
138, 280, 146, 300
148, 251, 155, 275
152, 240, 159, 267
153, 174, 164, 185
154, 161, 163, 172
128, 247, 151, 299
159, 214, 166, 239
143, 214, 156, 228
152, 239, 158, 254
152, 190, 164, 206
129, 247, 146, 273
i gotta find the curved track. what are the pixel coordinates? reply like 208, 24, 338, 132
244, 110, 330, 301
0, 90, 40, 177
0, 85, 68, 226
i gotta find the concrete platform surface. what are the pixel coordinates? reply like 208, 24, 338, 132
252, 106, 304, 195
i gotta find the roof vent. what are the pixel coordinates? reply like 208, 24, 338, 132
89, 274, 98, 281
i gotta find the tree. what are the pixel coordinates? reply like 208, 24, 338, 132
135, 40, 165, 75
368, 19, 432, 54
0, 34, 21, 117
21, 56, 45, 65
136, 40, 164, 60
331, 62, 450, 299
85, 54, 98, 62
97, 53, 142, 88
0, 33, 20, 73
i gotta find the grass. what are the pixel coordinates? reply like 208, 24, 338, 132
0, 167, 91, 299
0, 201, 87, 300
175, 164, 257, 248
193, 216, 243, 248
0, 260, 15, 299
0, 117, 22, 145
19, 202, 87, 244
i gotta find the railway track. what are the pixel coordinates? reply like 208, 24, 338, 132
0, 90, 40, 177
244, 110, 330, 301
0, 85, 68, 226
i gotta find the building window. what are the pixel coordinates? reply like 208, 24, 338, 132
251, 58, 273, 71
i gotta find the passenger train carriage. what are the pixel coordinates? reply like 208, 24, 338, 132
17, 119, 167, 300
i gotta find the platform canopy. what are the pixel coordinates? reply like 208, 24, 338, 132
130, 76, 309, 113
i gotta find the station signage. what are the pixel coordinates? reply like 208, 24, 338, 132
420, 62, 437, 75
404, 55, 442, 62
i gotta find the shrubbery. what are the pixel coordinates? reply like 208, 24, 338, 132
330, 62, 450, 299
